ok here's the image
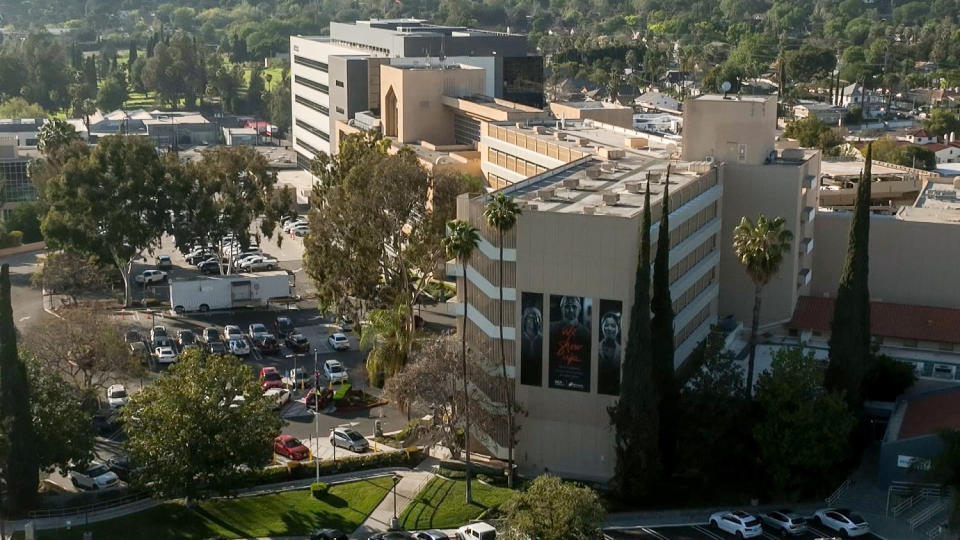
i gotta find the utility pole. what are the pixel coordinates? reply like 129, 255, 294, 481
314, 350, 320, 483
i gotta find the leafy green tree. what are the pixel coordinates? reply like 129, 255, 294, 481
896, 145, 937, 171
29, 251, 112, 303
0, 98, 47, 119
500, 475, 606, 540
733, 215, 794, 396
5, 202, 44, 243
754, 347, 855, 494
26, 355, 96, 475
246, 65, 265, 116
784, 116, 828, 148
785, 45, 837, 82
0, 264, 38, 514
442, 219, 480, 504
826, 144, 872, 409
863, 355, 916, 402
41, 135, 175, 306
608, 181, 660, 502
651, 169, 677, 475
923, 109, 960, 139
483, 192, 521, 488
265, 69, 291, 137
96, 75, 128, 112
361, 303, 413, 386
121, 350, 282, 504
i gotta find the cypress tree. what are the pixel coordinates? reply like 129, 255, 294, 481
826, 144, 873, 409
0, 264, 38, 514
609, 179, 661, 502
651, 167, 678, 476
128, 40, 138, 66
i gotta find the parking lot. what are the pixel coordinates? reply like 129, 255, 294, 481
605, 524, 885, 539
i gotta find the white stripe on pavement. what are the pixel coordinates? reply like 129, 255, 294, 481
693, 525, 726, 540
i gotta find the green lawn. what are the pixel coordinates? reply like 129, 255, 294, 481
25, 477, 394, 540
399, 476, 514, 530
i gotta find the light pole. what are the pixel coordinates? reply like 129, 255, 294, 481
390, 473, 401, 530
314, 350, 320, 483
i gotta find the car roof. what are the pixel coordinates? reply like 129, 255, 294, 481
325, 359, 342, 366
276, 434, 294, 441
332, 333, 347, 339
462, 523, 496, 532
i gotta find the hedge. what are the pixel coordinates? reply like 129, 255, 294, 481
232, 446, 425, 490
310, 481, 328, 498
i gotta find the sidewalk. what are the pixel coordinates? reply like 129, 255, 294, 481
352, 458, 439, 539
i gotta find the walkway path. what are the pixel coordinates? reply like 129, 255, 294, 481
352, 458, 439, 539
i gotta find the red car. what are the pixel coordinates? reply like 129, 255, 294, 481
274, 435, 309, 460
259, 366, 283, 391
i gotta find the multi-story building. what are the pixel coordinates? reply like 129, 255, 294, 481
455, 119, 724, 479
290, 19, 543, 165
0, 118, 44, 147
0, 137, 36, 219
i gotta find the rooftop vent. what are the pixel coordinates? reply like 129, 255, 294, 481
582, 205, 597, 215
625, 181, 645, 194
599, 147, 625, 160
600, 162, 617, 174
602, 192, 620, 205
562, 178, 580, 189
578, 137, 591, 147
554, 131, 566, 140
537, 188, 556, 200
647, 171, 662, 184
585, 166, 602, 179
781, 148, 805, 162
534, 126, 548, 135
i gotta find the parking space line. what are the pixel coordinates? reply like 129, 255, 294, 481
806, 524, 838, 538
693, 525, 725, 540
639, 526, 671, 540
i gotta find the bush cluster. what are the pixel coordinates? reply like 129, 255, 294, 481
232, 447, 425, 490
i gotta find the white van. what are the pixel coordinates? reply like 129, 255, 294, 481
456, 522, 496, 540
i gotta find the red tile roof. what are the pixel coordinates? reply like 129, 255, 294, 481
910, 129, 932, 137
788, 296, 960, 345
900, 390, 960, 440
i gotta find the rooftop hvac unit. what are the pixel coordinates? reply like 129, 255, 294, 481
647, 171, 662, 184
600, 162, 617, 173
578, 137, 591, 147
602, 192, 620, 205
582, 205, 597, 214
585, 166, 602, 179
537, 188, 556, 200
562, 178, 580, 189
625, 181, 645, 194
534, 126, 548, 135
554, 131, 566, 140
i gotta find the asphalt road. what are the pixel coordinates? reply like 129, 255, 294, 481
4, 248, 46, 331
606, 524, 885, 540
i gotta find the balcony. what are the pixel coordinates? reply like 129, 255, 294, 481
798, 268, 812, 287
800, 237, 814, 255
801, 206, 816, 224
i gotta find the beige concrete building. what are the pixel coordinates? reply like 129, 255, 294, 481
549, 101, 633, 129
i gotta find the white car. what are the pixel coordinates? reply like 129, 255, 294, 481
154, 346, 177, 364
150, 325, 167, 344
264, 387, 291, 409
328, 333, 350, 351
106, 384, 129, 408
291, 224, 310, 237
134, 269, 167, 284
248, 323, 269, 340
814, 508, 871, 537
455, 522, 496, 540
324, 359, 348, 382
709, 511, 763, 538
69, 462, 120, 490
224, 325, 244, 341
229, 338, 250, 356
239, 255, 279, 272
283, 219, 308, 233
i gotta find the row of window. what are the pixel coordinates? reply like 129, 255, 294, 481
676, 302, 712, 346
667, 202, 717, 249
294, 75, 328, 94
487, 173, 511, 190
295, 119, 330, 142
295, 95, 328, 115
668, 234, 716, 286
672, 266, 716, 316
294, 55, 327, 73
667, 171, 719, 214
295, 137, 323, 157
487, 148, 548, 177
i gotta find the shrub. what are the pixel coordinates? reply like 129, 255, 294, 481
310, 481, 328, 498
0, 230, 23, 248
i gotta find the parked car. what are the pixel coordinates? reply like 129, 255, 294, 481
249, 323, 270, 341
709, 511, 763, 538
274, 316, 295, 337
106, 384, 129, 408
416, 531, 448, 540
760, 509, 807, 536
311, 529, 348, 540
201, 327, 222, 344
329, 427, 369, 453
814, 508, 870, 537
264, 387, 291, 409
124, 328, 142, 344
255, 335, 280, 354
274, 434, 310, 460
154, 346, 177, 364
208, 341, 227, 355
198, 260, 223, 275
369, 534, 415, 540
260, 366, 283, 391
224, 325, 244, 341
69, 462, 120, 490
150, 325, 167, 343
291, 225, 310, 237
155, 255, 173, 270
177, 329, 196, 348
328, 333, 350, 351
185, 248, 215, 265
239, 255, 279, 272
128, 341, 149, 363
285, 333, 310, 353
283, 218, 308, 233
134, 269, 167, 284
339, 316, 354, 332
324, 359, 348, 383
105, 455, 132, 481
231, 253, 262, 269
455, 522, 496, 540
229, 338, 250, 356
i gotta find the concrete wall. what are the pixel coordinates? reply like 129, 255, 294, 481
380, 65, 485, 145
549, 103, 633, 129
328, 56, 369, 143
682, 95, 777, 166
811, 213, 960, 309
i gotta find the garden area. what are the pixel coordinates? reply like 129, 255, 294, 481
398, 476, 514, 530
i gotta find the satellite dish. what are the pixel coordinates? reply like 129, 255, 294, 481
721, 81, 732, 96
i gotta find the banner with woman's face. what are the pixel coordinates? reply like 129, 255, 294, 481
597, 299, 622, 395
548, 295, 592, 391
520, 292, 543, 386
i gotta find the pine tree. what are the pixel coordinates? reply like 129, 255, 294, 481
608, 180, 661, 502
0, 264, 38, 514
826, 143, 873, 409
651, 167, 678, 476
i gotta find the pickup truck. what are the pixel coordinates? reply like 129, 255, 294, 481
134, 269, 167, 284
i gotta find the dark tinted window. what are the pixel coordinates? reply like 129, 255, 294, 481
502, 56, 544, 108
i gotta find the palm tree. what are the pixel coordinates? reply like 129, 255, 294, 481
442, 219, 480, 504
360, 302, 412, 387
732, 215, 793, 395
37, 118, 80, 158
483, 193, 521, 489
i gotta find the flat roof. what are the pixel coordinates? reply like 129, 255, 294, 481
893, 388, 960, 441
554, 101, 629, 110
820, 159, 909, 177
692, 94, 773, 103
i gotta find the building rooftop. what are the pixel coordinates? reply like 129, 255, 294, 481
143, 114, 212, 126
692, 94, 772, 104
489, 121, 711, 218
0, 118, 44, 132
888, 387, 960, 442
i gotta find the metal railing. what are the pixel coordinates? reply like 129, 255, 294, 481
826, 477, 852, 506
27, 491, 151, 519
927, 521, 947, 540
910, 500, 948, 530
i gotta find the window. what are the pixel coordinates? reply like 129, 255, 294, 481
293, 55, 327, 72
294, 95, 328, 115
294, 75, 328, 94
335, 107, 344, 114
335, 80, 344, 87
295, 137, 323, 156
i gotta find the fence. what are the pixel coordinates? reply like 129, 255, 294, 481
27, 491, 151, 520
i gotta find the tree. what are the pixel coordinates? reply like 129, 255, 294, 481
5, 202, 44, 243
785, 45, 836, 82
265, 70, 291, 137
930, 430, 960, 527
0, 97, 47, 119
863, 355, 916, 402
826, 144, 872, 409
41, 135, 175, 306
608, 181, 660, 502
121, 350, 282, 503
443, 219, 480, 504
96, 76, 128, 112
732, 215, 793, 395
30, 250, 113, 303
896, 145, 937, 171
483, 192, 521, 488
754, 348, 855, 494
651, 169, 678, 476
0, 264, 38, 514
246, 65, 265, 116
784, 116, 828, 148
500, 475, 606, 540
361, 303, 413, 386
923, 109, 960, 140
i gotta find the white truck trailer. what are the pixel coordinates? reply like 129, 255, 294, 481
169, 271, 294, 314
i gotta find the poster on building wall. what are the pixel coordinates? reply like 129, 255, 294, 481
520, 292, 544, 386
597, 299, 623, 395
548, 295, 592, 392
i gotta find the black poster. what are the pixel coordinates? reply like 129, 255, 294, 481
548, 295, 592, 391
519, 292, 543, 386
597, 299, 623, 395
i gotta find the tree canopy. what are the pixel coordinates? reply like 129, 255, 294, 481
500, 475, 606, 540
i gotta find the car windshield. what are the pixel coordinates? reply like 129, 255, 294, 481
346, 431, 364, 441
335, 336, 347, 342
109, 389, 127, 398
848, 513, 866, 524
294, 336, 307, 344
231, 340, 244, 347
277, 319, 292, 329
285, 439, 302, 448
265, 372, 281, 381
478, 532, 495, 540
329, 364, 343, 373
252, 325, 265, 333
743, 518, 759, 527
88, 465, 109, 477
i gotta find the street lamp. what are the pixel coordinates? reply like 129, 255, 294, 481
390, 473, 401, 530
